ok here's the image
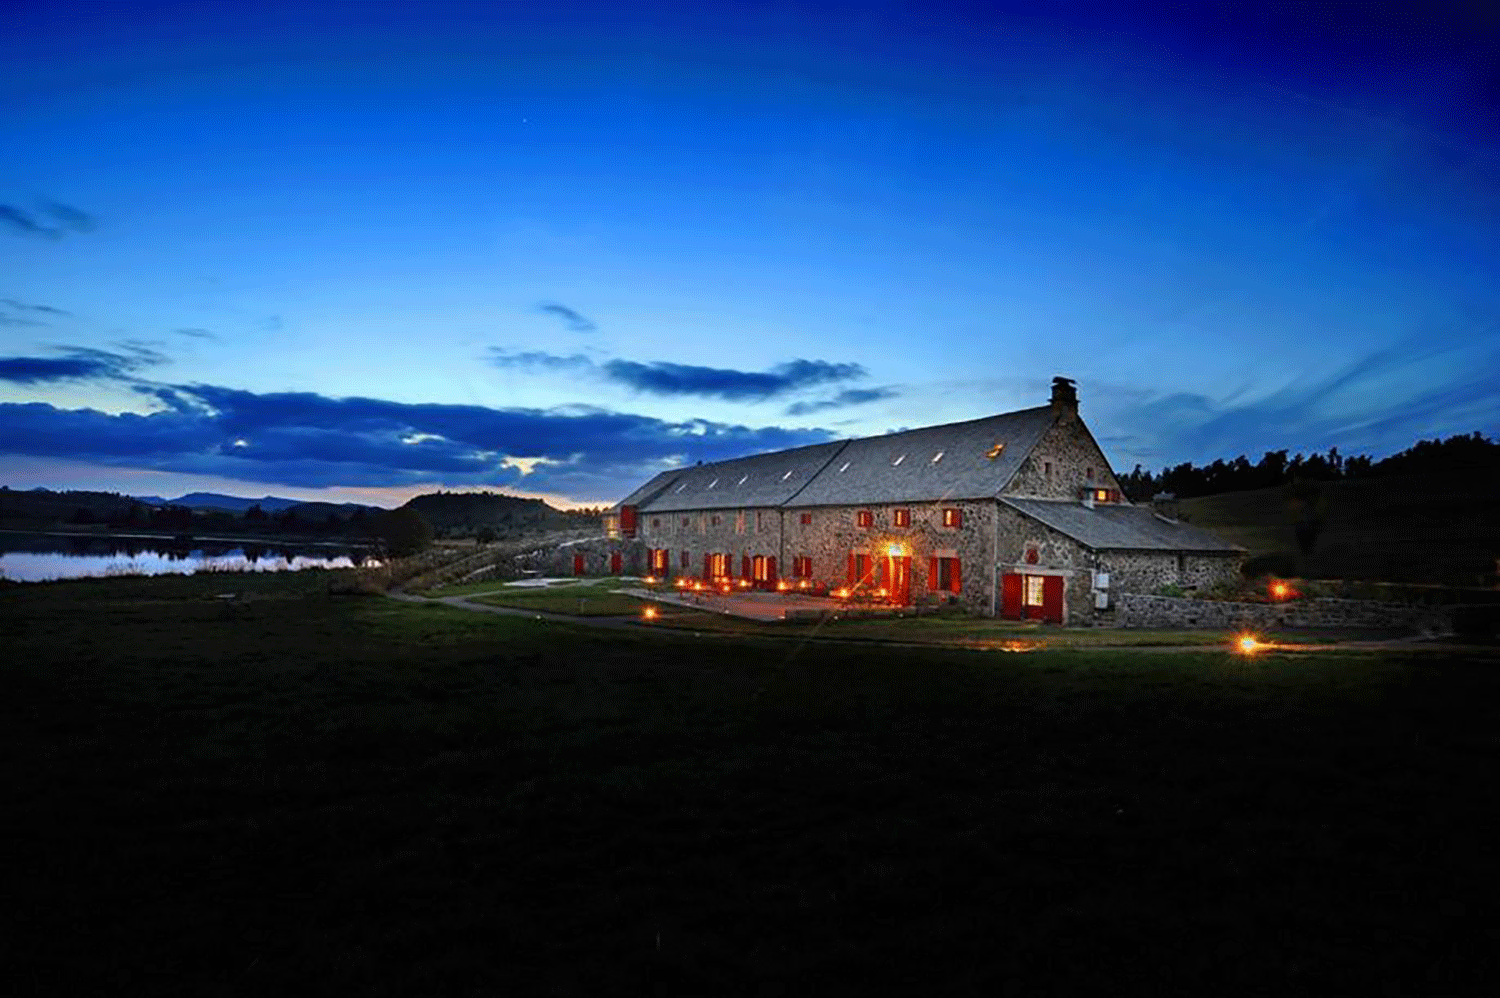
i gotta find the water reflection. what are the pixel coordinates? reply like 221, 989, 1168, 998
0, 532, 380, 582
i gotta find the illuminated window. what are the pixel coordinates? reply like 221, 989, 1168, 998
892, 454, 905, 466
800, 512, 812, 525
711, 515, 720, 526
1094, 489, 1110, 503
857, 510, 873, 528
708, 478, 718, 489
710, 553, 728, 578
932, 450, 944, 463
942, 508, 962, 528
782, 469, 793, 480
839, 462, 851, 473
737, 474, 747, 486
893, 509, 910, 527
986, 442, 1005, 459
1024, 575, 1045, 607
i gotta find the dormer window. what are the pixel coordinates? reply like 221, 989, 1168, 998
892, 454, 905, 466
839, 462, 851, 473
782, 469, 793, 480
986, 442, 1005, 459
931, 451, 944, 463
737, 474, 747, 486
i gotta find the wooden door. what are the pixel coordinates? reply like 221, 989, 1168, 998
1001, 573, 1022, 619
1042, 575, 1064, 624
609, 551, 622, 575
572, 553, 585, 576
890, 556, 911, 605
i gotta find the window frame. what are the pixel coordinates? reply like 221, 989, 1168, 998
893, 508, 911, 527
942, 507, 963, 529
856, 510, 874, 529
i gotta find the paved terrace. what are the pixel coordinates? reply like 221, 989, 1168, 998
621, 585, 901, 622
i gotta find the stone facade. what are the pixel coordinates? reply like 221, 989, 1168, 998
601, 378, 1243, 622
1006, 408, 1124, 500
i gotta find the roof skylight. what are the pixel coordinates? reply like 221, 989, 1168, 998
708, 478, 719, 489
986, 442, 1006, 459
892, 454, 906, 466
782, 469, 793, 480
737, 474, 748, 486
839, 462, 851, 473
932, 451, 944, 463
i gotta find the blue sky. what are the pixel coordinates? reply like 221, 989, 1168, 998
3, 1, 1496, 506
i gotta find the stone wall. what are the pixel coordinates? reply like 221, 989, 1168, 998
992, 502, 1094, 623
529, 536, 647, 578
1116, 593, 1454, 633
1006, 409, 1124, 500
638, 507, 782, 579
1099, 549, 1242, 598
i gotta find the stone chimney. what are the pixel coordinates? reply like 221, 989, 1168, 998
1152, 492, 1179, 522
1050, 376, 1078, 416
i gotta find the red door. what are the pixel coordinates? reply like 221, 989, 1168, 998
890, 556, 911, 605
1042, 576, 1064, 624
766, 556, 778, 584
1001, 573, 1022, 619
572, 553, 585, 577
742, 554, 751, 581
609, 551, 622, 575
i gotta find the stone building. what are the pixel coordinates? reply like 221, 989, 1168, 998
595, 378, 1242, 623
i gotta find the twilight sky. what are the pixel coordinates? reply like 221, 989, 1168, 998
3, 1, 1497, 507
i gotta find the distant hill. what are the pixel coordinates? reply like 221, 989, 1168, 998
0, 487, 149, 524
1179, 469, 1500, 587
400, 490, 598, 538
138, 492, 306, 513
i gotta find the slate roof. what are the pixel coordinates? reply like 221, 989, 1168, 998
620, 405, 1058, 513
786, 406, 1056, 507
1001, 498, 1244, 552
634, 440, 851, 513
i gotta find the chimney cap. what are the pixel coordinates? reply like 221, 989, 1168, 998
1050, 375, 1078, 409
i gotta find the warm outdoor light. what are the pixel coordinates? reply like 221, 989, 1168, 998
1269, 580, 1293, 600
886, 543, 904, 556
776, 580, 788, 591
1236, 634, 1261, 655
834, 587, 849, 598
642, 606, 658, 620
643, 575, 656, 584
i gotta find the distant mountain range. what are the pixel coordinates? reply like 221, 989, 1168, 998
132, 492, 373, 513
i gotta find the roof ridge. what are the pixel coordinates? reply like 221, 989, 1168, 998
781, 438, 853, 506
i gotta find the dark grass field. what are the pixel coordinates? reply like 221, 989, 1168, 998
3, 571, 1497, 995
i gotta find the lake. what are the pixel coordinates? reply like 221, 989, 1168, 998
0, 532, 381, 583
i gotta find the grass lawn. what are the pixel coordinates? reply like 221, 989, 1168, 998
637, 604, 1400, 648
422, 575, 639, 600
467, 578, 648, 616
4, 571, 1496, 995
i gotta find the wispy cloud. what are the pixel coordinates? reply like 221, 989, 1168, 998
173, 327, 218, 340
538, 302, 597, 333
487, 348, 593, 371
259, 315, 283, 331
0, 314, 51, 328
785, 387, 900, 416
603, 358, 865, 400
0, 344, 167, 385
1, 299, 71, 316
0, 201, 97, 239
487, 349, 868, 402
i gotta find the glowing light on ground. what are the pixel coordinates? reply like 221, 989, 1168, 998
641, 606, 658, 621
1236, 634, 1261, 654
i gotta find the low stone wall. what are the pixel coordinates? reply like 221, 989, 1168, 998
1116, 593, 1455, 633
525, 536, 647, 578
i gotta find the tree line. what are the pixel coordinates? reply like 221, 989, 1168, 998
1118, 431, 1498, 501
